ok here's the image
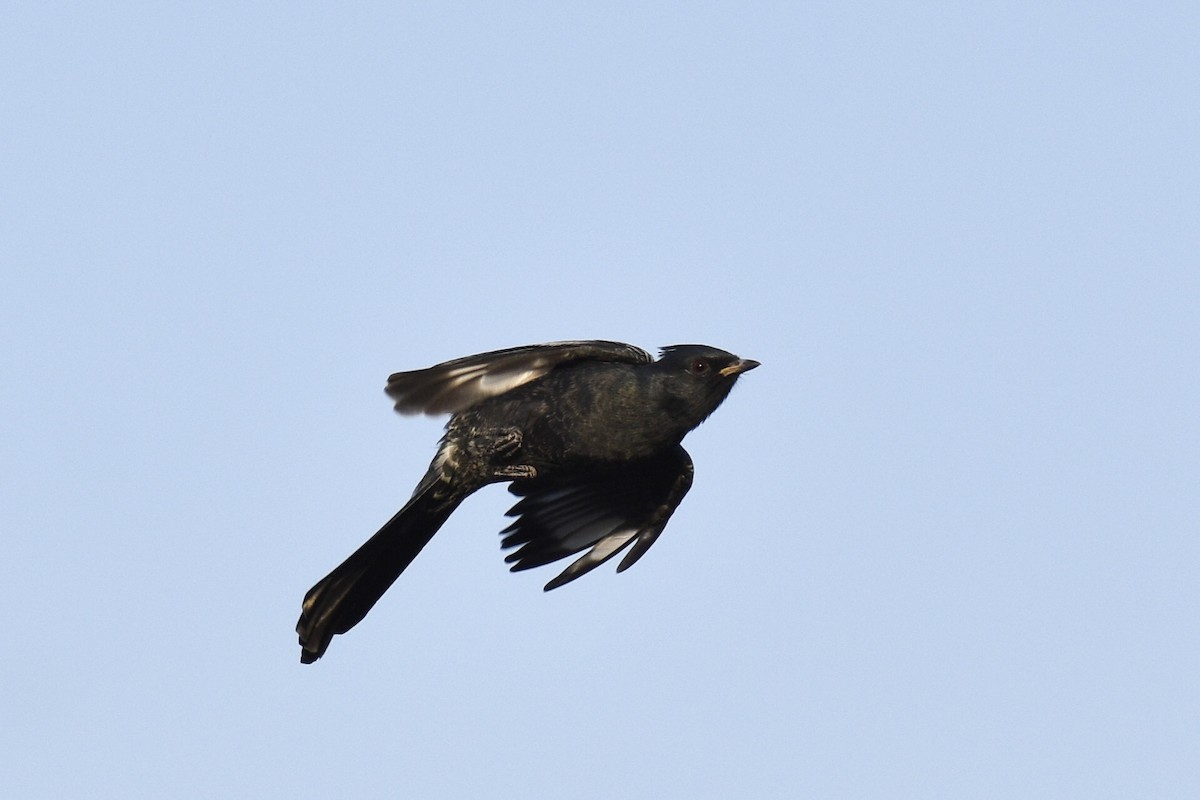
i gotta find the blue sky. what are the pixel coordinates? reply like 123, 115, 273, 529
3, 3, 1197, 797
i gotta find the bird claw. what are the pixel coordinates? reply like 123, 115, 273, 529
493, 464, 537, 480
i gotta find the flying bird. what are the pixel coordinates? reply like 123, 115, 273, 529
297, 340, 759, 663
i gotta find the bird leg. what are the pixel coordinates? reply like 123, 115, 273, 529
475, 427, 538, 480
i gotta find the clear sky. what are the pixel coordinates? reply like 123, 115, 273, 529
3, 3, 1197, 798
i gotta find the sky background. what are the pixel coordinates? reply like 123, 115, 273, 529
3, 2, 1198, 797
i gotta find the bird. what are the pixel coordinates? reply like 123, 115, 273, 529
296, 340, 759, 663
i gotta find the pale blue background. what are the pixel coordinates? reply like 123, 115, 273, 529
3, 3, 1197, 797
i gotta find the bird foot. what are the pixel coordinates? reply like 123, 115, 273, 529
474, 427, 533, 479
486, 427, 524, 459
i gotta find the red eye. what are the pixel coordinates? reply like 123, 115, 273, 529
689, 358, 710, 375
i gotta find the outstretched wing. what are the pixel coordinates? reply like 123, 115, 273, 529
386, 340, 653, 416
500, 445, 695, 590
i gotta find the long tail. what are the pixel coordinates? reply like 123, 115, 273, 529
297, 483, 464, 663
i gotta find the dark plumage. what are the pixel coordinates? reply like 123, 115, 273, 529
297, 340, 758, 663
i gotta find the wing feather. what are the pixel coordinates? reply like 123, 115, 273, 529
385, 340, 652, 416
500, 445, 695, 590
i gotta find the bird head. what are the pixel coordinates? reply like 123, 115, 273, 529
655, 345, 760, 430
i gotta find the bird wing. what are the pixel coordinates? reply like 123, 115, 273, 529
500, 445, 694, 590
386, 340, 653, 416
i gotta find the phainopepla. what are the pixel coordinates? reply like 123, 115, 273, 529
297, 340, 759, 663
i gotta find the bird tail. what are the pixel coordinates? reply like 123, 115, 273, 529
297, 482, 463, 663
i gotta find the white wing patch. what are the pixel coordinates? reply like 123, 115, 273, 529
389, 361, 553, 416
543, 526, 643, 591
474, 365, 549, 396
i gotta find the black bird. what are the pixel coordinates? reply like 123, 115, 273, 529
297, 340, 759, 663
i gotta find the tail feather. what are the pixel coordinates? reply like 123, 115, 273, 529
297, 485, 461, 663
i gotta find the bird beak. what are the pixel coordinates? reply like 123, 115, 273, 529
719, 358, 760, 377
